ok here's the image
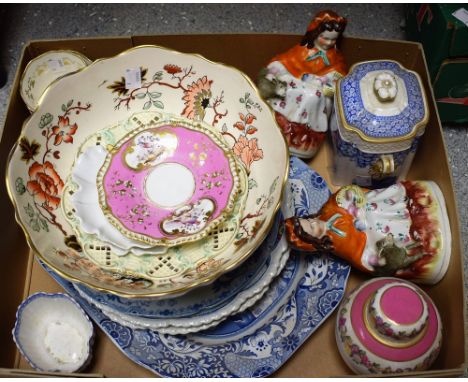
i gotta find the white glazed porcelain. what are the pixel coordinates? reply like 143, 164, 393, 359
336, 278, 442, 374
331, 60, 429, 188
20, 50, 91, 112
7, 45, 288, 297
69, 143, 167, 256
12, 292, 94, 372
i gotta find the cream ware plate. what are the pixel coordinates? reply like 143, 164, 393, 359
7, 45, 289, 297
20, 50, 92, 112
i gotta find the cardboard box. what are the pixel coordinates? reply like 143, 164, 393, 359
405, 4, 468, 123
0, 34, 466, 377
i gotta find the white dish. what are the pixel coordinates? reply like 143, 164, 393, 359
12, 292, 94, 372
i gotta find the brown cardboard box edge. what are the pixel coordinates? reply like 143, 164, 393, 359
0, 34, 465, 377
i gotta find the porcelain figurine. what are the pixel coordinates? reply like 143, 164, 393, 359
285, 180, 451, 285
335, 278, 442, 374
258, 10, 348, 158
331, 60, 429, 188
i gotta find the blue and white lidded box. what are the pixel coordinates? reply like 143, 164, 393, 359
330, 60, 429, 188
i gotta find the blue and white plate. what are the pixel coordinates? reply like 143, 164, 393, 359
283, 156, 331, 219
43, 158, 350, 377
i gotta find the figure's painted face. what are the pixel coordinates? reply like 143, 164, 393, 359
300, 218, 327, 238
315, 30, 340, 51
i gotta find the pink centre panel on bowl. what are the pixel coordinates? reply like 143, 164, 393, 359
102, 125, 235, 240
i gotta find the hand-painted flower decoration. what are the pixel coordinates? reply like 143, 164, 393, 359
26, 161, 64, 211
163, 64, 183, 75
233, 135, 264, 172
52, 116, 78, 145
374, 72, 398, 102
182, 76, 212, 120
233, 112, 257, 134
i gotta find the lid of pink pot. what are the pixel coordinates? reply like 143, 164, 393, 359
349, 278, 440, 362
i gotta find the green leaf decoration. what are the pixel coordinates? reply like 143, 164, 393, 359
67, 99, 73, 107
15, 177, 26, 195
143, 101, 151, 110
39, 113, 53, 128
39, 218, 49, 232
256, 197, 262, 205
269, 177, 279, 195
149, 92, 162, 99
135, 93, 146, 99
24, 203, 35, 218
248, 178, 258, 190
239, 98, 245, 103
61, 104, 67, 112
152, 100, 164, 109
30, 218, 40, 232
235, 232, 243, 240
267, 198, 274, 208
152, 71, 163, 81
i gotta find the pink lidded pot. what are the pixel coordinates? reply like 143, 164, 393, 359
335, 277, 442, 374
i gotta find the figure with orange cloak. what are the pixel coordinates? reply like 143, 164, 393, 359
258, 10, 348, 158
284, 181, 451, 285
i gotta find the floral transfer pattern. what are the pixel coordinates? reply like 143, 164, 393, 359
337, 297, 441, 374
17, 100, 91, 235
56, 249, 152, 290
108, 65, 227, 127
107, 68, 264, 177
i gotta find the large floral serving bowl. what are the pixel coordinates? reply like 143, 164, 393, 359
7, 45, 289, 297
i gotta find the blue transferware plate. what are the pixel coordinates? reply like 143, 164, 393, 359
43, 158, 351, 377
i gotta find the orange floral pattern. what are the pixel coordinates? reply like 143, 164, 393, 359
26, 161, 64, 211
233, 136, 264, 171
18, 100, 91, 235
182, 76, 213, 120
52, 116, 78, 145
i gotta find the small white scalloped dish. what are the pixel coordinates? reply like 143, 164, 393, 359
12, 292, 94, 372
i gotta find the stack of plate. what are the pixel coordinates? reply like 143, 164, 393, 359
8, 46, 350, 377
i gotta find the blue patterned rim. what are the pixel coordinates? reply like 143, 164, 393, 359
339, 60, 427, 139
